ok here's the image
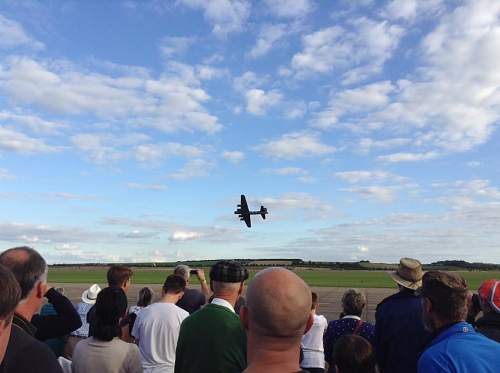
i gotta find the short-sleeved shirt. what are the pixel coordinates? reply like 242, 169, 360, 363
71, 302, 94, 337
176, 288, 205, 314
0, 324, 63, 373
301, 314, 328, 369
72, 337, 143, 373
132, 302, 189, 373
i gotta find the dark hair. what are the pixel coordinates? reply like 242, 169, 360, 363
422, 271, 468, 322
107, 265, 133, 288
0, 247, 47, 300
0, 264, 21, 322
93, 287, 128, 341
342, 289, 366, 317
333, 335, 377, 373
163, 275, 186, 294
312, 292, 319, 309
137, 287, 154, 307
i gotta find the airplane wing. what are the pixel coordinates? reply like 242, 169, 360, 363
240, 194, 249, 213
244, 214, 251, 228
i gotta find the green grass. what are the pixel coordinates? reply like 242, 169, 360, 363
48, 266, 500, 289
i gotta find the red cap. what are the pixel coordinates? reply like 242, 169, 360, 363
479, 279, 500, 314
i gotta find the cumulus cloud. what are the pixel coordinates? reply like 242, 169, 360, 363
168, 159, 215, 180
248, 23, 287, 58
177, 0, 250, 37
169, 230, 202, 241
159, 36, 195, 58
0, 57, 222, 134
382, 0, 444, 21
0, 14, 44, 50
335, 170, 407, 183
263, 0, 315, 18
0, 111, 66, 135
245, 89, 282, 115
134, 142, 204, 163
251, 192, 334, 219
0, 127, 59, 154
378, 151, 439, 163
262, 167, 308, 176
221, 151, 245, 164
341, 185, 398, 202
126, 183, 168, 191
255, 131, 335, 159
291, 18, 404, 83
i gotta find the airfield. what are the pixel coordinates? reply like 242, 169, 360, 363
49, 266, 500, 323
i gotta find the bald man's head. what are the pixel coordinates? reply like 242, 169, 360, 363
244, 267, 312, 338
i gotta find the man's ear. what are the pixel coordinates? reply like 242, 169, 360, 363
304, 311, 314, 335
36, 281, 46, 299
423, 297, 432, 313
239, 305, 249, 331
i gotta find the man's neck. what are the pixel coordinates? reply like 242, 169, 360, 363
15, 303, 35, 322
245, 333, 301, 373
159, 294, 180, 304
213, 293, 238, 307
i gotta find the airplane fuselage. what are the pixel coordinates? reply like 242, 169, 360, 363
234, 210, 268, 215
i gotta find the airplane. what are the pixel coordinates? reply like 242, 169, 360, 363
234, 194, 268, 228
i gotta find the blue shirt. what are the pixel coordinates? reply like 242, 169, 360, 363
418, 322, 500, 373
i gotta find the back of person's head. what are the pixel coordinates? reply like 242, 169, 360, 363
421, 271, 468, 324
0, 246, 47, 300
107, 265, 133, 289
312, 292, 319, 310
242, 267, 312, 340
209, 260, 248, 296
478, 279, 500, 314
94, 287, 128, 341
342, 289, 366, 317
0, 264, 21, 325
137, 287, 154, 307
333, 335, 377, 373
173, 265, 190, 282
163, 275, 186, 295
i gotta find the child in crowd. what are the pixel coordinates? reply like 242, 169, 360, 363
301, 292, 328, 373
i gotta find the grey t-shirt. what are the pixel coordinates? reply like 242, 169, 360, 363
72, 337, 143, 373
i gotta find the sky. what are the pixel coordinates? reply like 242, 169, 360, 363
0, 0, 499, 264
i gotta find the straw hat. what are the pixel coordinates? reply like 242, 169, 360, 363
81, 283, 102, 304
389, 258, 423, 290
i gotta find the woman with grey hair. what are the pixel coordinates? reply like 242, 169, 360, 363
323, 289, 375, 368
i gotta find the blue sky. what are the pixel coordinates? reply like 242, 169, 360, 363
0, 0, 499, 264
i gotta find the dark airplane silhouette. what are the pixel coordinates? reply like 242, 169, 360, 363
234, 194, 268, 228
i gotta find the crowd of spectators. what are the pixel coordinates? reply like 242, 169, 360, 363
1, 247, 500, 373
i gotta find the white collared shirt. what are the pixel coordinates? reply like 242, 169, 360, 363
211, 298, 235, 313
342, 315, 361, 321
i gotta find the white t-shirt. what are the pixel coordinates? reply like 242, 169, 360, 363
131, 302, 189, 373
301, 314, 328, 369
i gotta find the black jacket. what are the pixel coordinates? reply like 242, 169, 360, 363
0, 325, 63, 373
476, 312, 500, 343
31, 288, 82, 341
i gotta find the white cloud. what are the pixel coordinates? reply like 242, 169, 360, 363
0, 14, 44, 50
341, 185, 398, 202
0, 127, 59, 154
245, 89, 282, 115
357, 137, 411, 153
382, 0, 444, 21
248, 23, 287, 58
134, 142, 204, 163
251, 192, 334, 219
177, 0, 250, 38
126, 183, 168, 191
159, 36, 195, 58
0, 111, 66, 134
169, 230, 202, 241
221, 151, 245, 164
263, 167, 308, 176
233, 71, 267, 92
168, 159, 215, 180
71, 133, 127, 164
256, 131, 335, 159
311, 81, 395, 129
44, 192, 98, 201
335, 170, 406, 183
378, 151, 439, 162
0, 168, 14, 180
263, 0, 315, 18
291, 18, 404, 83
0, 57, 222, 134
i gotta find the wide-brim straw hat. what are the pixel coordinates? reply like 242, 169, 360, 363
389, 258, 423, 290
81, 283, 102, 304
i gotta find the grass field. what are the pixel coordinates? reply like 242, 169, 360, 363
48, 266, 500, 289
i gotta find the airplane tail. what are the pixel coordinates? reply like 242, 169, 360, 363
260, 206, 267, 219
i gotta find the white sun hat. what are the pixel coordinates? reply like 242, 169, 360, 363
81, 283, 102, 304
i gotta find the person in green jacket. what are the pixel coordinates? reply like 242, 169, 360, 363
174, 260, 248, 373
